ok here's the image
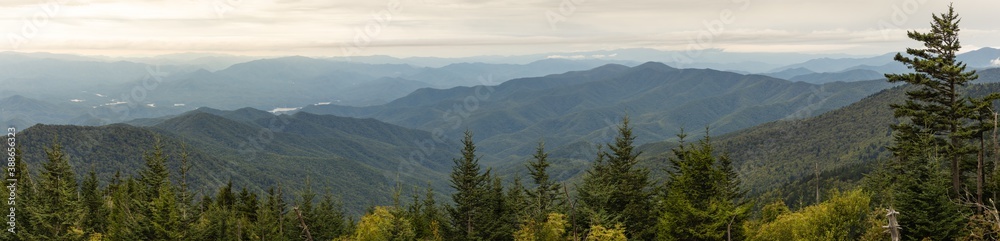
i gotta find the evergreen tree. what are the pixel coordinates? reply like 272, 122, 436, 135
577, 116, 655, 239
657, 130, 750, 241
107, 179, 145, 240
447, 130, 490, 240
9, 144, 37, 241
507, 176, 528, 225
525, 141, 563, 223
479, 177, 515, 241
136, 139, 183, 240
177, 144, 196, 240
235, 187, 259, 240
420, 185, 445, 241
287, 179, 317, 240
27, 139, 82, 240
193, 197, 240, 241
257, 186, 290, 241
893, 132, 967, 241
313, 191, 347, 240
138, 138, 171, 199
216, 181, 236, 210
150, 184, 181, 240
80, 169, 108, 236
884, 3, 989, 196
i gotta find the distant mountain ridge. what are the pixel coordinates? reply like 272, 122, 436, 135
302, 62, 897, 169
788, 69, 885, 84
19, 107, 460, 213
768, 47, 1000, 74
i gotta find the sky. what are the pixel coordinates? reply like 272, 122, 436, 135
0, 0, 997, 58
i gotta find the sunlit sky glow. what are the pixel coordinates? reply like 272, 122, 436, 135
1, 0, 997, 58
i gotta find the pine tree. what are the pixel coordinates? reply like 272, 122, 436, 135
107, 179, 145, 240
447, 130, 490, 240
177, 144, 195, 240
896, 158, 966, 241
235, 187, 259, 240
137, 138, 183, 240
657, 130, 749, 241
257, 186, 290, 241
891, 131, 967, 240
313, 191, 347, 240
884, 3, 986, 196
526, 141, 563, 223
479, 177, 514, 241
507, 176, 528, 225
577, 116, 655, 239
290, 179, 317, 240
150, 184, 181, 240
138, 138, 171, 199
80, 169, 109, 236
10, 145, 37, 241
27, 139, 82, 240
420, 184, 445, 241
194, 194, 240, 241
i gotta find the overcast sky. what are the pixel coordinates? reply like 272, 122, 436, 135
1, 0, 997, 58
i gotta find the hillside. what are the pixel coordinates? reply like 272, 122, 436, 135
640, 82, 1000, 204
18, 108, 460, 213
303, 62, 897, 166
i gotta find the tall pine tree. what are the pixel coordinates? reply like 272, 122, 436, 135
657, 130, 749, 241
447, 130, 491, 240
577, 116, 656, 240
27, 138, 81, 240
884, 3, 988, 196
80, 169, 109, 236
526, 141, 563, 223
8, 142, 37, 241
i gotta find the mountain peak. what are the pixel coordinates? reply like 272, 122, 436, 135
634, 61, 675, 70
192, 107, 223, 113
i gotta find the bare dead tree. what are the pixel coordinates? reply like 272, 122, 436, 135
294, 206, 314, 241
884, 208, 901, 241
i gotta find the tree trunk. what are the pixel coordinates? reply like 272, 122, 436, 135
979, 135, 985, 212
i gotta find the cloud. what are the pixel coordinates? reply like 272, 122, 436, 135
1, 0, 998, 57
991, 57, 1000, 67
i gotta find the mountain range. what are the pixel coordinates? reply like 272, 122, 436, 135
300, 62, 899, 171
19, 107, 460, 213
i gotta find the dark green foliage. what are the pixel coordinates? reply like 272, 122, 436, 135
80, 169, 108, 236
139, 138, 171, 199
658, 130, 749, 241
884, 4, 994, 196
446, 130, 491, 240
8, 143, 37, 241
577, 116, 656, 240
897, 165, 965, 241
256, 186, 290, 241
480, 177, 516, 241
525, 141, 564, 223
410, 184, 446, 240
18, 107, 459, 213
107, 178, 145, 240
313, 191, 348, 240
26, 138, 81, 240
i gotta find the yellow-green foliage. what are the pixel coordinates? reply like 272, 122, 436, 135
745, 189, 874, 241
514, 213, 570, 241
353, 206, 415, 241
586, 224, 627, 241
